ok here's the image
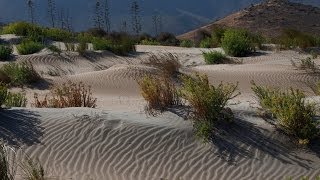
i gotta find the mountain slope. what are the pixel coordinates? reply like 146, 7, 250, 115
178, 0, 320, 41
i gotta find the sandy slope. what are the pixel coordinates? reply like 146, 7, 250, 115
0, 44, 320, 179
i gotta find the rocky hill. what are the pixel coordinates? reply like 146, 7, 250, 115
178, 0, 320, 42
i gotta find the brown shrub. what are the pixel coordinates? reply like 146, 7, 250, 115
33, 81, 97, 108
137, 75, 180, 115
143, 53, 181, 76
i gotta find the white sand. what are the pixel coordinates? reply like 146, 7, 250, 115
0, 44, 320, 179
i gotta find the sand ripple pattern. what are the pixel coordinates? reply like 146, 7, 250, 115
8, 108, 319, 180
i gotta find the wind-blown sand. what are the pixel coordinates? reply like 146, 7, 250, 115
0, 43, 320, 179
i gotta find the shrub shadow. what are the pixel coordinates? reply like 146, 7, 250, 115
0, 109, 43, 147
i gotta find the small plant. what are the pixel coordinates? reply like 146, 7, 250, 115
180, 74, 239, 141
17, 41, 44, 55
211, 26, 226, 47
221, 29, 254, 57
180, 40, 194, 48
76, 41, 88, 56
47, 45, 62, 55
0, 45, 12, 61
202, 51, 226, 64
92, 38, 112, 51
44, 28, 73, 41
251, 82, 319, 143
138, 75, 180, 115
33, 81, 97, 108
5, 91, 27, 107
0, 62, 40, 86
140, 39, 161, 46
200, 37, 214, 48
1, 21, 43, 37
143, 53, 181, 76
0, 84, 8, 107
21, 157, 45, 180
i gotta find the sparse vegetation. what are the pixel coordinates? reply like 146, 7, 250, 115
251, 82, 319, 144
277, 29, 320, 49
43, 28, 73, 42
200, 37, 214, 48
0, 143, 15, 180
291, 57, 319, 73
156, 32, 179, 46
33, 81, 97, 108
76, 41, 88, 56
143, 53, 181, 76
180, 74, 239, 142
0, 62, 40, 86
140, 39, 161, 46
0, 45, 13, 61
92, 38, 112, 51
47, 45, 61, 55
221, 29, 254, 57
21, 157, 45, 180
138, 75, 180, 115
180, 40, 194, 48
17, 41, 44, 55
202, 51, 226, 64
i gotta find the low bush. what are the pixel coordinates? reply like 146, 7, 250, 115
109, 37, 136, 56
277, 29, 318, 49
76, 41, 88, 56
0, 45, 12, 61
202, 51, 226, 64
1, 21, 42, 36
143, 53, 181, 76
33, 81, 97, 108
140, 39, 161, 46
180, 40, 194, 48
211, 26, 226, 47
138, 75, 180, 115
47, 45, 62, 55
180, 74, 239, 141
44, 28, 73, 41
17, 41, 44, 55
200, 37, 214, 48
221, 29, 254, 57
156, 32, 179, 46
251, 82, 319, 143
92, 38, 112, 50
0, 62, 40, 86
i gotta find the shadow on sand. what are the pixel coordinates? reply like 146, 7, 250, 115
0, 109, 43, 147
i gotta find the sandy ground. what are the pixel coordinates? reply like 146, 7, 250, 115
0, 40, 320, 179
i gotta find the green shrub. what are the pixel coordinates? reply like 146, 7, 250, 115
76, 41, 88, 56
180, 40, 194, 48
44, 28, 73, 41
156, 32, 179, 46
200, 37, 214, 48
277, 29, 318, 49
76, 33, 95, 43
251, 82, 319, 143
0, 84, 7, 107
1, 22, 42, 36
202, 51, 226, 64
0, 45, 12, 61
92, 38, 112, 50
47, 45, 62, 55
140, 39, 161, 46
0, 83, 26, 107
211, 27, 226, 47
221, 29, 254, 57
17, 41, 44, 55
109, 38, 136, 56
180, 74, 239, 142
1, 62, 40, 86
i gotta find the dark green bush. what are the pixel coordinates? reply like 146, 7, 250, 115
180, 40, 194, 48
277, 29, 318, 49
44, 28, 73, 41
1, 22, 42, 36
0, 62, 40, 86
17, 41, 44, 55
109, 38, 136, 56
156, 32, 179, 46
92, 38, 112, 50
200, 37, 214, 48
180, 74, 239, 142
221, 29, 254, 57
0, 45, 12, 61
251, 82, 319, 143
211, 27, 226, 47
202, 51, 226, 64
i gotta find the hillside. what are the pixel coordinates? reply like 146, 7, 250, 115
178, 0, 320, 42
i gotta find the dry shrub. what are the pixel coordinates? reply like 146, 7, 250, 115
143, 53, 181, 76
33, 81, 97, 108
137, 75, 180, 115
291, 57, 319, 73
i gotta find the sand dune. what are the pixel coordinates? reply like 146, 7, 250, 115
1, 45, 320, 179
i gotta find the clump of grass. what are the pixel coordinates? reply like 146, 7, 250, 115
143, 53, 181, 76
0, 143, 15, 180
0, 62, 40, 86
0, 84, 8, 108
200, 37, 214, 48
43, 28, 73, 41
76, 41, 88, 56
0, 83, 27, 108
180, 40, 194, 48
0, 45, 13, 61
251, 82, 319, 144
138, 75, 180, 115
92, 38, 112, 50
1, 21, 42, 37
47, 45, 62, 55
277, 29, 319, 49
17, 41, 44, 55
291, 57, 319, 73
221, 29, 254, 57
21, 157, 45, 180
140, 39, 161, 46
33, 81, 97, 108
180, 74, 239, 142
202, 51, 226, 64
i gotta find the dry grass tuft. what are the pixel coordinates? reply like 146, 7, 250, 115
0, 143, 15, 180
21, 156, 45, 180
137, 75, 180, 115
143, 53, 181, 76
33, 81, 97, 108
